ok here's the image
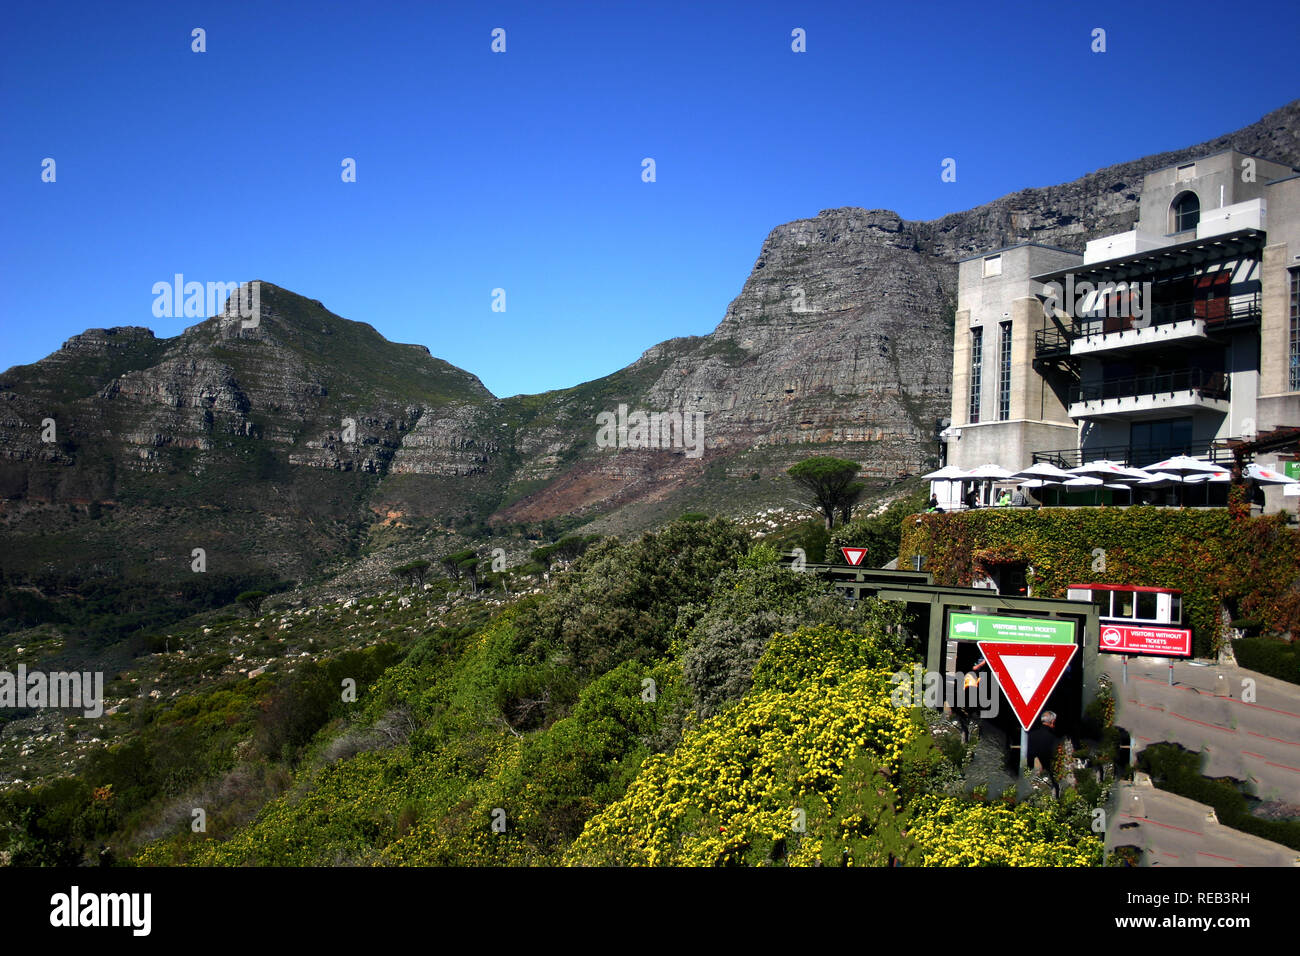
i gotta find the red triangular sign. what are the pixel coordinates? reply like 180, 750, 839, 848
841, 547, 867, 566
977, 641, 1078, 731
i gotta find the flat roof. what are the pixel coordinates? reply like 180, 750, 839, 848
1069, 583, 1182, 594
1031, 228, 1265, 283
1145, 147, 1299, 178
955, 241, 1082, 265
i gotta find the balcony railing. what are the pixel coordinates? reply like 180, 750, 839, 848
1114, 292, 1261, 332
1033, 292, 1261, 359
1069, 367, 1229, 406
1033, 326, 1074, 358
1032, 440, 1236, 469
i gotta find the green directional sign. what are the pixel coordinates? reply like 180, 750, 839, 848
1284, 461, 1300, 480
948, 612, 1076, 645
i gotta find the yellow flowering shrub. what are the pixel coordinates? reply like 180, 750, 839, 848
906, 794, 1102, 866
566, 624, 1100, 867
566, 626, 922, 866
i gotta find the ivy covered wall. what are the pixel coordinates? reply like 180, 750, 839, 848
895, 508, 1300, 657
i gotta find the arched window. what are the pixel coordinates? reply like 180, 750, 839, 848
1170, 191, 1200, 233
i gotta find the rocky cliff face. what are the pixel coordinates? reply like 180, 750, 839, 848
3, 101, 1298, 571
492, 100, 1300, 525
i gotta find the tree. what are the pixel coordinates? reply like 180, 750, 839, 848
788, 457, 864, 530
441, 548, 478, 587
236, 590, 268, 618
838, 481, 865, 526
530, 535, 599, 570
457, 555, 481, 594
440, 553, 462, 581
832, 487, 929, 568
407, 559, 431, 587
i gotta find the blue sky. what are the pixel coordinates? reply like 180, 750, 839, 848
3, 0, 1298, 397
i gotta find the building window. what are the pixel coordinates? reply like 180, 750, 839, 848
969, 327, 983, 423
983, 254, 1001, 278
998, 321, 1012, 420
1291, 269, 1300, 391
1131, 418, 1193, 459
1170, 191, 1200, 233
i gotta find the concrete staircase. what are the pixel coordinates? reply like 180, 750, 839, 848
1103, 655, 1300, 866
1108, 774, 1298, 866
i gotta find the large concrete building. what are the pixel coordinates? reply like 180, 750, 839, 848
940, 150, 1300, 510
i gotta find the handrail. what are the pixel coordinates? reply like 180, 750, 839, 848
1033, 292, 1261, 358
1031, 440, 1236, 469
1069, 367, 1229, 405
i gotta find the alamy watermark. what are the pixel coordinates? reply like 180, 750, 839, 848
50, 886, 150, 936
890, 664, 998, 717
152, 275, 260, 327
1, 665, 104, 718
595, 404, 705, 459
1041, 274, 1154, 327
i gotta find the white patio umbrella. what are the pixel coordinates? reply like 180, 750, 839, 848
1071, 460, 1149, 504
1183, 469, 1230, 507
1136, 471, 1182, 487
957, 463, 1013, 507
1145, 455, 1224, 505
1070, 460, 1151, 482
1245, 463, 1292, 485
1011, 461, 1075, 482
1145, 455, 1223, 476
1132, 471, 1182, 506
922, 464, 967, 510
922, 464, 967, 480
963, 463, 1014, 479
1061, 474, 1105, 506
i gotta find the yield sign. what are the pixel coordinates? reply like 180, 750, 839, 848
977, 641, 1078, 731
841, 547, 867, 566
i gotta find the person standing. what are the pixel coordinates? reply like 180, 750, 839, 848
1027, 710, 1064, 792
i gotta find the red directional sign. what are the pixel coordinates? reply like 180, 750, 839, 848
977, 641, 1078, 731
841, 547, 867, 567
1098, 624, 1191, 657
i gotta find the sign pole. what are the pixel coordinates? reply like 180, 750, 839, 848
1019, 727, 1028, 774
1122, 655, 1128, 685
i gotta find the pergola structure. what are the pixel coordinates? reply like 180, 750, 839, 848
1220, 425, 1300, 485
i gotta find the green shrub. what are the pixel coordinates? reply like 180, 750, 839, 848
1234, 638, 1300, 685
1137, 743, 1300, 850
898, 509, 1300, 657
681, 567, 910, 717
830, 487, 929, 568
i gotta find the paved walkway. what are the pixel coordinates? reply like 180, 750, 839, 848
1107, 774, 1298, 866
1102, 655, 1300, 865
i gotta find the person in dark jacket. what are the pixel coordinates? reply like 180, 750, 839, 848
1026, 710, 1063, 780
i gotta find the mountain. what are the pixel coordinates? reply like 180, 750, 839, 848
3, 100, 1299, 603
480, 99, 1300, 529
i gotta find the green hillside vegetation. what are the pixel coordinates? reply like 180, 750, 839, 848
2, 517, 1101, 867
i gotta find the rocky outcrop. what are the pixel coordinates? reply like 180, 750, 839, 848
2, 101, 1298, 564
